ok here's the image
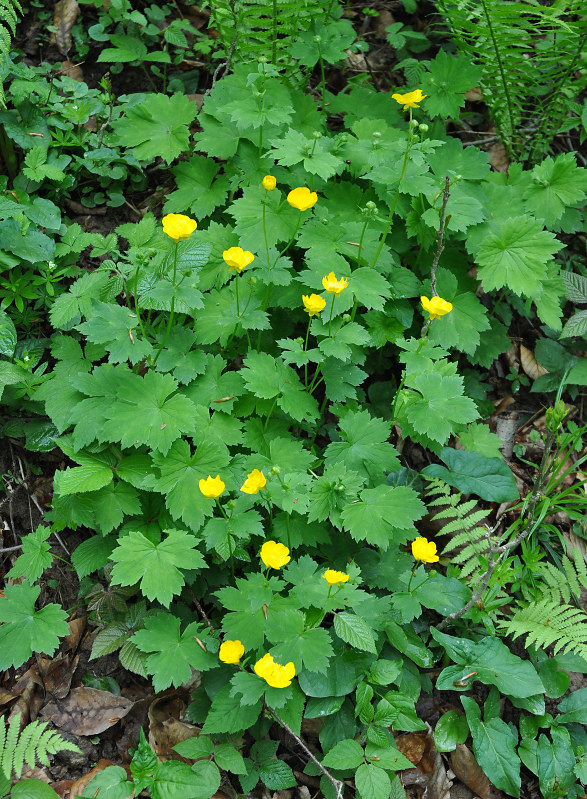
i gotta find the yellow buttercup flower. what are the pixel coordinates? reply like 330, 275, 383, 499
322, 272, 349, 296
262, 175, 277, 191
162, 213, 198, 241
420, 295, 453, 320
199, 474, 225, 499
391, 88, 427, 111
219, 640, 244, 664
223, 246, 255, 274
411, 536, 439, 564
302, 294, 327, 317
324, 569, 350, 586
260, 540, 290, 570
241, 469, 267, 495
287, 187, 318, 211
254, 653, 296, 688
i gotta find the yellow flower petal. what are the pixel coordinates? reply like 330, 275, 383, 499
411, 536, 439, 563
302, 294, 327, 316
162, 213, 197, 241
219, 640, 245, 664
324, 569, 350, 586
241, 468, 267, 495
321, 271, 349, 296
260, 540, 290, 570
287, 187, 318, 211
199, 474, 225, 499
262, 175, 277, 191
223, 246, 255, 274
391, 88, 427, 110
420, 295, 453, 320
254, 653, 296, 688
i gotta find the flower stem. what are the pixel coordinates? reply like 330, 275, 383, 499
235, 273, 240, 316
216, 499, 234, 579
264, 396, 279, 431
152, 240, 179, 366
369, 109, 414, 270
262, 195, 270, 266
327, 294, 336, 337
304, 316, 312, 387
276, 209, 302, 262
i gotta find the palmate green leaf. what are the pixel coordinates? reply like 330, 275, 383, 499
420, 50, 483, 118
342, 484, 425, 550
270, 130, 344, 180
402, 371, 479, 446
432, 629, 544, 698
228, 186, 300, 249
112, 93, 196, 164
523, 152, 587, 227
101, 370, 196, 455
461, 696, 520, 798
427, 269, 490, 356
458, 423, 503, 459
166, 155, 230, 219
308, 463, 365, 529
150, 439, 230, 532
7, 526, 53, 582
324, 409, 400, 482
110, 529, 206, 607
202, 684, 262, 734
0, 583, 68, 669
241, 351, 318, 422
132, 614, 217, 692
76, 301, 152, 364
475, 215, 561, 296
268, 616, 334, 673
194, 285, 270, 346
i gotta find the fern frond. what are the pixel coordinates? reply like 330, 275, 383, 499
0, 714, 80, 780
434, 0, 587, 159
502, 599, 587, 659
425, 477, 491, 579
0, 0, 21, 108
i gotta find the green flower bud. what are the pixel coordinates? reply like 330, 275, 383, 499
271, 465, 281, 475
313, 131, 322, 139
342, 313, 351, 322
419, 123, 429, 133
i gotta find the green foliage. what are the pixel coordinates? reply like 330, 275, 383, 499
0, 0, 20, 108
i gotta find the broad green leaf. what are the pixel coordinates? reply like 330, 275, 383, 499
322, 739, 364, 770
557, 686, 587, 724
0, 583, 68, 670
110, 529, 206, 607
420, 51, 482, 118
433, 710, 469, 752
414, 575, 471, 616
7, 526, 53, 582
0, 310, 16, 356
422, 448, 518, 502
12, 779, 60, 799
132, 614, 216, 692
523, 153, 587, 226
298, 649, 373, 697
475, 216, 561, 297
355, 764, 391, 799
82, 767, 133, 799
166, 155, 230, 219
213, 743, 247, 775
324, 410, 400, 481
71, 535, 116, 579
151, 760, 220, 799
462, 696, 520, 798
341, 485, 426, 550
202, 684, 262, 734
402, 371, 479, 446
364, 742, 413, 771
112, 93, 197, 164
432, 630, 544, 698
334, 612, 377, 654
258, 759, 297, 790
458, 423, 503, 459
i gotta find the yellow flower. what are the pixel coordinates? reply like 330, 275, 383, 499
262, 175, 277, 191
391, 88, 427, 111
287, 187, 318, 211
254, 653, 296, 688
322, 271, 349, 296
260, 540, 290, 570
162, 213, 198, 241
420, 295, 453, 320
411, 536, 439, 563
302, 294, 327, 317
324, 569, 350, 586
199, 474, 225, 499
241, 469, 267, 495
223, 246, 255, 274
219, 639, 244, 664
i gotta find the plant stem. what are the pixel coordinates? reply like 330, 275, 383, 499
264, 396, 279, 431
235, 273, 240, 316
153, 241, 179, 366
262, 195, 271, 267
327, 294, 335, 337
480, 0, 516, 157
276, 210, 302, 262
369, 110, 414, 270
429, 175, 451, 297
216, 499, 234, 580
304, 316, 312, 387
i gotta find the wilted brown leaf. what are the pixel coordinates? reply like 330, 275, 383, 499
489, 141, 508, 173
520, 345, 548, 381
450, 744, 491, 799
396, 732, 428, 767
148, 693, 200, 761
465, 87, 483, 101
41, 687, 134, 735
59, 60, 83, 81
50, 0, 80, 55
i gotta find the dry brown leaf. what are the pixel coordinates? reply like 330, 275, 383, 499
41, 687, 134, 735
65, 617, 86, 653
450, 744, 491, 799
69, 760, 126, 799
50, 0, 80, 55
520, 345, 548, 380
465, 87, 483, 101
148, 693, 200, 761
396, 732, 428, 767
423, 742, 453, 799
59, 60, 83, 81
49, 779, 73, 799
489, 142, 508, 173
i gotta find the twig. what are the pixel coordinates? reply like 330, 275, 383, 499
268, 708, 344, 799
430, 176, 451, 297
0, 544, 23, 553
189, 590, 215, 632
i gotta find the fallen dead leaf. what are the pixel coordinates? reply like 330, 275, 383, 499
465, 87, 483, 101
41, 687, 134, 735
489, 141, 508, 173
450, 744, 491, 799
396, 732, 428, 767
50, 0, 80, 55
65, 617, 86, 653
148, 693, 200, 761
520, 345, 548, 381
424, 743, 453, 799
59, 60, 83, 81
49, 779, 73, 799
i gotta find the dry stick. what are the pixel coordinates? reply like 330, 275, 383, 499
429, 175, 451, 298
0, 544, 23, 553
437, 425, 559, 631
268, 708, 344, 799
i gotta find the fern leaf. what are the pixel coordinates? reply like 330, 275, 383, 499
0, 715, 81, 779
502, 600, 587, 659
